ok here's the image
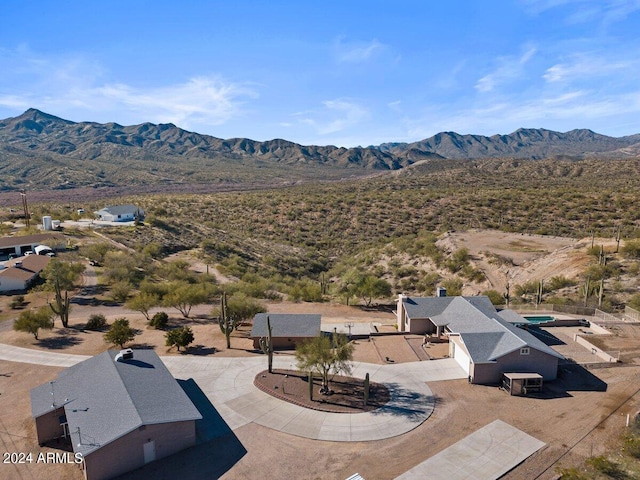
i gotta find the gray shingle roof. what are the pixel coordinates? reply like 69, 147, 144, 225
30, 349, 201, 457
402, 296, 562, 363
251, 313, 321, 338
95, 204, 144, 216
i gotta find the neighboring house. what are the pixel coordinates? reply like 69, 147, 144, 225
396, 293, 563, 384
0, 233, 65, 260
94, 204, 145, 222
31, 349, 202, 480
251, 313, 321, 349
0, 254, 50, 293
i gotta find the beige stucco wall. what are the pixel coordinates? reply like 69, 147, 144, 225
83, 420, 196, 480
471, 348, 559, 385
34, 407, 66, 445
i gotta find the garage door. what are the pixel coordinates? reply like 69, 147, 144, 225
452, 340, 470, 375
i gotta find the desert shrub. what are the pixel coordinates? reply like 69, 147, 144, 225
629, 293, 640, 311
441, 278, 463, 296
555, 466, 589, 480
545, 296, 574, 306
110, 281, 132, 303
85, 314, 107, 331
548, 275, 576, 291
10, 295, 26, 309
104, 317, 136, 348
585, 455, 623, 477
149, 311, 169, 329
621, 239, 640, 258
514, 280, 539, 297
586, 245, 601, 257
288, 279, 323, 302
165, 326, 195, 351
417, 272, 440, 295
483, 290, 504, 305
623, 432, 640, 458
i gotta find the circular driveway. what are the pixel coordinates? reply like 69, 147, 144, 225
0, 344, 467, 441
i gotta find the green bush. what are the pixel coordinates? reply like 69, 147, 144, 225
165, 326, 195, 351
149, 311, 169, 329
548, 275, 576, 291
623, 432, 640, 459
483, 290, 504, 305
10, 295, 26, 309
585, 455, 623, 477
104, 317, 136, 348
85, 314, 107, 331
621, 239, 640, 258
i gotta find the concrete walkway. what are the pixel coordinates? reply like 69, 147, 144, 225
0, 344, 467, 442
396, 419, 546, 479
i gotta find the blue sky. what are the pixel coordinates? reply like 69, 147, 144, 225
1, 0, 639, 147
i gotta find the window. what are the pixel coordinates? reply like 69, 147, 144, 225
520, 347, 530, 355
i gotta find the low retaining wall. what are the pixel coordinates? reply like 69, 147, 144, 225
573, 335, 618, 363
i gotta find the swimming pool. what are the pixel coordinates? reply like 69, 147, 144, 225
523, 315, 555, 324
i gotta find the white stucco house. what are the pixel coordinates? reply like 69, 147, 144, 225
94, 205, 145, 223
396, 293, 563, 385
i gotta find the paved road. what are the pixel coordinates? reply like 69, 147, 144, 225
0, 343, 467, 441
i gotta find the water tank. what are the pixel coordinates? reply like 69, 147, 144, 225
42, 215, 53, 231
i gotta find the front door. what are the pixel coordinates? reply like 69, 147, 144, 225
143, 440, 156, 464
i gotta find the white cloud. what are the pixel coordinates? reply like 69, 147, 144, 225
0, 48, 258, 130
475, 47, 537, 93
334, 37, 387, 63
544, 54, 632, 83
521, 0, 640, 25
294, 99, 369, 136
406, 88, 640, 139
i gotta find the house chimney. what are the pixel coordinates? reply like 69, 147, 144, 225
436, 287, 447, 297
397, 294, 407, 332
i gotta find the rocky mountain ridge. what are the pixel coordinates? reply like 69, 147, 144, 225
1, 108, 639, 192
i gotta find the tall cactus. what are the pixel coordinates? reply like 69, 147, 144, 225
218, 292, 233, 349
259, 315, 274, 373
49, 288, 70, 328
364, 372, 370, 406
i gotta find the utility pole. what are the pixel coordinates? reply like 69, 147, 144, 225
20, 189, 30, 227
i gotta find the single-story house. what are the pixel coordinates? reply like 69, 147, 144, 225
31, 349, 202, 480
0, 254, 50, 293
396, 293, 563, 385
0, 233, 65, 260
94, 204, 145, 223
251, 313, 321, 349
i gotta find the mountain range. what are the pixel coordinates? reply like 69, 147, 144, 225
1, 108, 639, 193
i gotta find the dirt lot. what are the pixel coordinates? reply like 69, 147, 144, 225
438, 230, 590, 293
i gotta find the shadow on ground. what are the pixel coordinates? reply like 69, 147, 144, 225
115, 379, 246, 480
37, 335, 83, 349
188, 344, 218, 356
527, 363, 608, 400
370, 382, 433, 420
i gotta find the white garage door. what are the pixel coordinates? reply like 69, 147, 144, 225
452, 341, 470, 375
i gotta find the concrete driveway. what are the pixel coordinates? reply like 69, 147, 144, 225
0, 343, 467, 441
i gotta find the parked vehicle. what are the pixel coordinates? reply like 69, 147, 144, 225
34, 245, 56, 256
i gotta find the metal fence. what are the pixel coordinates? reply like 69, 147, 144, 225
594, 309, 623, 323
625, 306, 640, 322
